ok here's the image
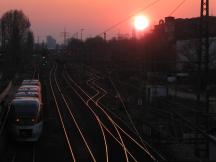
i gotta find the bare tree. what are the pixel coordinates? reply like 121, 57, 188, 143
1, 10, 31, 66
22, 30, 34, 62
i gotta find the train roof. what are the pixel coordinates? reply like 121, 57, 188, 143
17, 90, 40, 94
22, 82, 41, 86
23, 79, 40, 82
18, 87, 39, 91
15, 92, 41, 99
22, 80, 40, 83
18, 87, 40, 91
16, 91, 39, 95
20, 85, 40, 88
15, 93, 39, 98
11, 97, 40, 104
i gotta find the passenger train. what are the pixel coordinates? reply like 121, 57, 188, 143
22, 80, 41, 87
8, 79, 43, 142
15, 91, 42, 102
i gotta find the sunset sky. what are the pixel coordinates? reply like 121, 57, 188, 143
1, 0, 216, 43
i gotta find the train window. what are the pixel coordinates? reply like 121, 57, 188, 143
11, 103, 39, 116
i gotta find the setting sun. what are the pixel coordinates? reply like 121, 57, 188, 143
134, 15, 149, 31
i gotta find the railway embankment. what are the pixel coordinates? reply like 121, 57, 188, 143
0, 81, 15, 155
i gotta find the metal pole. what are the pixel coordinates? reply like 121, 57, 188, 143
104, 32, 106, 41
196, 0, 209, 159
81, 28, 84, 41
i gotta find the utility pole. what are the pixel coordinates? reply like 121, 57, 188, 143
37, 36, 40, 44
61, 28, 69, 47
104, 32, 106, 41
1, 21, 5, 50
80, 28, 84, 41
195, 0, 210, 159
72, 32, 78, 39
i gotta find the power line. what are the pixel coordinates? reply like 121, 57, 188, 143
169, 0, 186, 16
97, 0, 161, 37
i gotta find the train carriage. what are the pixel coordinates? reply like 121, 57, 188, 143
22, 80, 41, 87
17, 87, 40, 93
8, 79, 43, 142
15, 91, 42, 102
8, 98, 43, 141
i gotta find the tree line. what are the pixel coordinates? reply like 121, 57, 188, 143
66, 32, 175, 74
0, 9, 34, 77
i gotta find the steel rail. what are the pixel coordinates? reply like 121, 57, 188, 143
64, 69, 157, 160
37, 73, 40, 80
99, 119, 142, 162
86, 78, 109, 162
86, 78, 101, 105
49, 64, 77, 162
63, 71, 129, 162
108, 76, 146, 143
32, 67, 36, 79
53, 66, 97, 162
64, 69, 146, 158
87, 78, 107, 104
11, 144, 36, 162
65, 64, 163, 161
63, 67, 109, 162
88, 68, 166, 161
87, 72, 138, 162
63, 70, 133, 162
96, 116, 109, 162
0, 104, 11, 135
63, 68, 151, 162
107, 76, 166, 161
88, 69, 146, 147
87, 77, 135, 160
11, 152, 16, 162
32, 145, 36, 162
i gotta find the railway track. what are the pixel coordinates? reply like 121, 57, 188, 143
64, 64, 135, 162
10, 144, 36, 162
0, 62, 164, 162
32, 66, 40, 80
86, 70, 167, 160
50, 63, 112, 161
63, 63, 164, 161
79, 66, 216, 156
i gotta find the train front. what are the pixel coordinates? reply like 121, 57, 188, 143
8, 98, 43, 142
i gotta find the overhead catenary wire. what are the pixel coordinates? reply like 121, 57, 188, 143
97, 0, 161, 37
169, 0, 186, 16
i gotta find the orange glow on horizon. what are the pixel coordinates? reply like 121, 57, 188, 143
0, 0, 215, 41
